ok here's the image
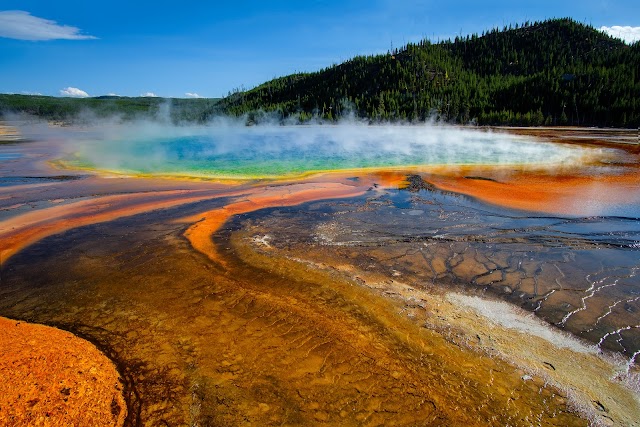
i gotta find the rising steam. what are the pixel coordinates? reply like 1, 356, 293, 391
46, 115, 605, 180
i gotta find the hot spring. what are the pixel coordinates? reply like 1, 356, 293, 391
64, 124, 598, 179
2, 123, 640, 426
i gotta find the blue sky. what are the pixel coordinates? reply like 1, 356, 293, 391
1, 0, 639, 99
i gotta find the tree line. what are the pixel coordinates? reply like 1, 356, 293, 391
0, 95, 220, 124
220, 18, 640, 127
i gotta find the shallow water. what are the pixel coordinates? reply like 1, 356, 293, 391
0, 152, 22, 161
0, 175, 83, 188
239, 180, 640, 360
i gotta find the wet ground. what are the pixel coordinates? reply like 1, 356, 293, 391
236, 176, 640, 358
0, 192, 590, 426
1, 126, 639, 426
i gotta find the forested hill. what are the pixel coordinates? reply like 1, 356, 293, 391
220, 18, 640, 127
0, 95, 220, 123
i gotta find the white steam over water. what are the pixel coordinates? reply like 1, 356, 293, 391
64, 121, 600, 179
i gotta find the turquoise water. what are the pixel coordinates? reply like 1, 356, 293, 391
0, 152, 22, 161
70, 125, 595, 179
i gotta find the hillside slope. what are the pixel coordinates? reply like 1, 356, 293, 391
220, 18, 640, 127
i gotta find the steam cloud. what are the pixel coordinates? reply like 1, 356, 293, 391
59, 115, 601, 180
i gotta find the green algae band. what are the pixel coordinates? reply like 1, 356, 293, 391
68, 125, 593, 179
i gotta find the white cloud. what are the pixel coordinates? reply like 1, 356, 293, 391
0, 10, 96, 41
60, 87, 90, 98
600, 25, 640, 44
141, 92, 158, 97
185, 92, 202, 98
106, 93, 119, 97
21, 91, 42, 96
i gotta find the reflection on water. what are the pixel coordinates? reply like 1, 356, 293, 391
243, 177, 640, 361
0, 152, 22, 161
0, 175, 83, 187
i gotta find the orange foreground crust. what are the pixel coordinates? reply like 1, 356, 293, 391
0, 317, 126, 426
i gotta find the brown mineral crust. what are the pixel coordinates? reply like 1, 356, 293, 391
182, 181, 366, 265
0, 317, 126, 427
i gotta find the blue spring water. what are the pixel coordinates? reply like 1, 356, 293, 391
70, 125, 593, 179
